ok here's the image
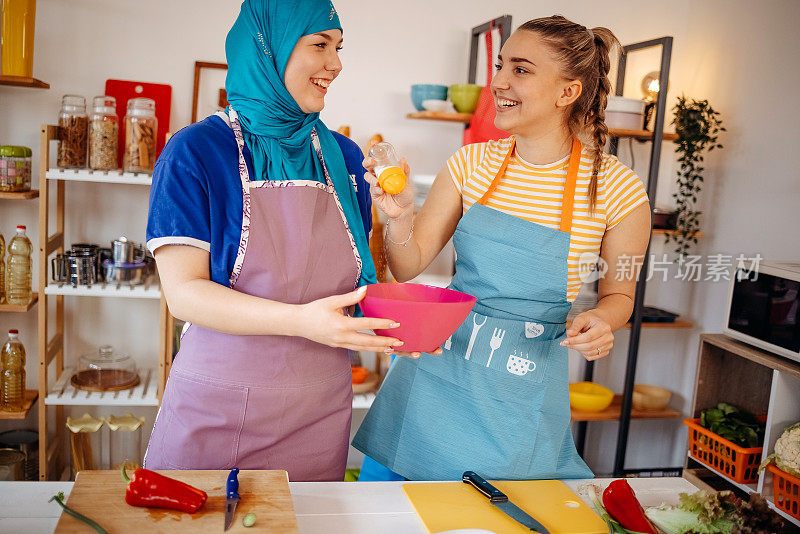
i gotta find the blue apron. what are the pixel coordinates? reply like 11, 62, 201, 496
353, 138, 593, 481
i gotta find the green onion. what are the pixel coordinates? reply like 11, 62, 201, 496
50, 492, 108, 534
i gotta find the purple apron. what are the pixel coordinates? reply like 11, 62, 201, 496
144, 108, 361, 481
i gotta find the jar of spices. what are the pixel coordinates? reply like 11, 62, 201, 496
0, 146, 32, 192
57, 95, 89, 169
89, 96, 119, 171
123, 98, 157, 174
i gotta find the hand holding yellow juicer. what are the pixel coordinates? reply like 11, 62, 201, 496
369, 142, 407, 195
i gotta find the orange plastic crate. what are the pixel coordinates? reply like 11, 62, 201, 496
767, 464, 800, 520
683, 417, 764, 484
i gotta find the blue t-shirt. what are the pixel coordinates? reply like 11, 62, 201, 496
146, 113, 372, 287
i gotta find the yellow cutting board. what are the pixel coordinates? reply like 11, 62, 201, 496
55, 470, 299, 533
403, 480, 606, 534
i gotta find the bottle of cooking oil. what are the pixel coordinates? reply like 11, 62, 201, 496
0, 232, 5, 305
6, 225, 32, 305
1, 329, 26, 411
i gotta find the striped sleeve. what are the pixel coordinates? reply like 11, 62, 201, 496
446, 145, 470, 191
604, 158, 649, 229
446, 142, 488, 192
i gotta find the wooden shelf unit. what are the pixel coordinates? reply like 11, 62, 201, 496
36, 124, 175, 480
0, 75, 50, 89
0, 189, 39, 200
0, 390, 38, 420
683, 334, 800, 528
567, 318, 693, 330
406, 111, 678, 141
571, 394, 681, 422
0, 292, 38, 312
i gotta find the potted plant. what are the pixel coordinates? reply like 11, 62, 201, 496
665, 96, 725, 256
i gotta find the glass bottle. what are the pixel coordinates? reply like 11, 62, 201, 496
368, 142, 407, 195
57, 95, 88, 169
89, 96, 119, 171
123, 98, 157, 174
6, 225, 32, 306
0, 232, 5, 305
1, 330, 26, 412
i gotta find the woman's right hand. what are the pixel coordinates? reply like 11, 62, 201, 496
362, 156, 415, 220
296, 286, 405, 352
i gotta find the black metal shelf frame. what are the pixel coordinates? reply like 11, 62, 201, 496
574, 36, 674, 477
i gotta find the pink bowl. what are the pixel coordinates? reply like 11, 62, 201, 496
360, 283, 477, 353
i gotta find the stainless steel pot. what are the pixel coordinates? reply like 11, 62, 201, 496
102, 260, 149, 286
0, 448, 25, 481
69, 243, 112, 281
52, 253, 97, 287
112, 237, 146, 264
0, 429, 38, 481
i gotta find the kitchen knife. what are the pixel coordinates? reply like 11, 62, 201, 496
224, 467, 240, 531
462, 471, 550, 534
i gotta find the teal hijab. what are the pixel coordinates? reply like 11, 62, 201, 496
225, 0, 375, 288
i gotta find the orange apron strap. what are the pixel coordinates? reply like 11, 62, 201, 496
477, 138, 516, 206
478, 137, 583, 234
559, 138, 582, 233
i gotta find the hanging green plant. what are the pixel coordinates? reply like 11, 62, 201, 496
665, 96, 725, 256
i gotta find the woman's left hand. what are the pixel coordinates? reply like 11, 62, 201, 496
561, 310, 614, 361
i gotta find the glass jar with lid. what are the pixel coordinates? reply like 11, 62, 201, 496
123, 98, 157, 174
0, 146, 32, 192
88, 96, 119, 171
70, 345, 139, 392
57, 94, 88, 169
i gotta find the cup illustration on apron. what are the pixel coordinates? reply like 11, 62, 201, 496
506, 350, 536, 376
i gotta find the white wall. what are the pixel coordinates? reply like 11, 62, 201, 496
1, 0, 798, 476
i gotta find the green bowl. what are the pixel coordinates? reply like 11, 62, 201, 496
449, 84, 483, 113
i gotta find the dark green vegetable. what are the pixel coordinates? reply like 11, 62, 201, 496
700, 403, 764, 448
50, 492, 108, 534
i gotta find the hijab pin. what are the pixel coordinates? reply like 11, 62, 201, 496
256, 32, 272, 57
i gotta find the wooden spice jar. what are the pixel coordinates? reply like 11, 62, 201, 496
123, 98, 158, 174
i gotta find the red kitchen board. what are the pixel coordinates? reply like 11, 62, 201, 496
105, 79, 172, 168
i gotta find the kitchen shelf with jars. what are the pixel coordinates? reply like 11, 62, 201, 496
35, 93, 175, 480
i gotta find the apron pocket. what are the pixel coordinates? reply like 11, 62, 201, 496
158, 371, 247, 470
394, 366, 540, 480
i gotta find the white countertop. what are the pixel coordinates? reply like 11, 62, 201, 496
0, 477, 698, 533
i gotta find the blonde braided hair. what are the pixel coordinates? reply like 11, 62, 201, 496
518, 16, 620, 213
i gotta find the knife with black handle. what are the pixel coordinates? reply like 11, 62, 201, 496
462, 471, 551, 534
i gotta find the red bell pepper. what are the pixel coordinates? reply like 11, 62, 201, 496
602, 479, 657, 534
121, 464, 207, 513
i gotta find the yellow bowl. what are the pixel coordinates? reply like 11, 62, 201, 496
569, 382, 614, 412
632, 384, 672, 411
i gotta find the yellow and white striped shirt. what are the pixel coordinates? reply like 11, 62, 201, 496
447, 137, 649, 302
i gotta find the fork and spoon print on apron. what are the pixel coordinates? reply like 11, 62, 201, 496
444, 315, 543, 377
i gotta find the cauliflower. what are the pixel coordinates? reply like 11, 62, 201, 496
759, 421, 800, 477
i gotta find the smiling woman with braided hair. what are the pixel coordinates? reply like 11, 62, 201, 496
354, 15, 652, 481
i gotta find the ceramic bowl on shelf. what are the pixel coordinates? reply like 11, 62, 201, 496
410, 84, 448, 111
421, 99, 455, 113
360, 282, 476, 353
569, 381, 614, 412
449, 84, 482, 113
632, 384, 672, 411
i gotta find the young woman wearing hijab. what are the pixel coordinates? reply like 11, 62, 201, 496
354, 16, 652, 481
143, 0, 402, 481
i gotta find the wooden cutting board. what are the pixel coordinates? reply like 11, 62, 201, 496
404, 480, 606, 534
55, 470, 299, 533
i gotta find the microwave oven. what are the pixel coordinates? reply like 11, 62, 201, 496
724, 260, 800, 362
